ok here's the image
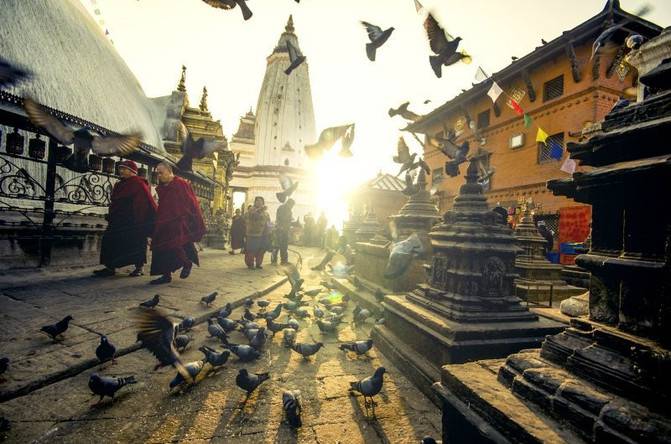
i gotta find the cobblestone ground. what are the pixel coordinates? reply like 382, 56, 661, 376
0, 248, 441, 443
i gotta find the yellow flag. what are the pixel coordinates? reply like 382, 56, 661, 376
536, 127, 549, 143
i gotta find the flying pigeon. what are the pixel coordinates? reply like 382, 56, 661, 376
428, 136, 470, 177
88, 373, 136, 405
0, 56, 32, 89
227, 344, 262, 362
177, 317, 195, 332
200, 292, 218, 306
95, 335, 116, 364
174, 334, 191, 352
175, 131, 222, 172
283, 328, 297, 348
282, 390, 303, 428
236, 369, 270, 397
361, 21, 395, 61
424, 13, 463, 78
281, 263, 305, 298
349, 367, 386, 416
339, 339, 374, 356
199, 345, 230, 368
285, 40, 306, 75
402, 170, 420, 196
291, 342, 324, 360
394, 137, 417, 176
338, 123, 355, 158
277, 175, 299, 203
40, 315, 73, 341
139, 294, 160, 309
388, 102, 420, 121
304, 124, 353, 159
384, 233, 424, 279
202, 0, 252, 20
590, 5, 651, 61
219, 303, 232, 318
169, 360, 208, 389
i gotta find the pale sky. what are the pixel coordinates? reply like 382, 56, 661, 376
81, 0, 669, 184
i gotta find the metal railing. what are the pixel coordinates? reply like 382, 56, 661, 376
514, 277, 555, 308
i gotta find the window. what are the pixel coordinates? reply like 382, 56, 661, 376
510, 133, 525, 149
284, 159, 290, 166
543, 75, 564, 102
538, 132, 564, 163
432, 167, 444, 185
477, 110, 490, 130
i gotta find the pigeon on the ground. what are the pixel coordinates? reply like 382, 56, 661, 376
95, 335, 116, 364
217, 316, 238, 333
266, 318, 291, 333
243, 308, 256, 322
311, 250, 335, 271
88, 373, 136, 405
243, 327, 260, 341
238, 319, 259, 331
389, 102, 420, 121
0, 57, 32, 89
140, 294, 160, 309
249, 327, 267, 350
227, 344, 261, 362
199, 346, 230, 368
424, 13, 463, 78
169, 360, 209, 389
362, 21, 395, 61
303, 288, 322, 297
350, 367, 386, 416
202, 0, 252, 20
294, 307, 310, 319
313, 306, 324, 319
284, 300, 308, 311
208, 318, 228, 340
177, 317, 195, 332
287, 317, 300, 331
174, 334, 191, 352
218, 303, 232, 318
316, 319, 337, 333
291, 342, 324, 360
40, 315, 73, 341
200, 292, 218, 306
277, 175, 299, 203
243, 297, 254, 308
236, 369, 270, 397
283, 328, 297, 348
339, 339, 374, 356
263, 304, 283, 321
257, 299, 270, 308
285, 40, 306, 75
374, 288, 385, 302
384, 233, 424, 279
354, 308, 372, 325
282, 389, 303, 428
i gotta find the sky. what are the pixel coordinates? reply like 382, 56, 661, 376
79, 0, 669, 226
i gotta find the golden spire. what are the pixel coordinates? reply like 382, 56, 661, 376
285, 15, 294, 33
199, 86, 208, 112
177, 65, 187, 92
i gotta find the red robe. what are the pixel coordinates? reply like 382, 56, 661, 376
150, 176, 206, 274
100, 175, 157, 268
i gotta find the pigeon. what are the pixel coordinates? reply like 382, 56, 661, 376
177, 317, 195, 333
200, 291, 218, 306
294, 307, 310, 319
244, 297, 254, 308
227, 344, 261, 362
169, 360, 208, 389
389, 102, 420, 121
139, 294, 160, 309
313, 306, 324, 319
339, 339, 374, 356
362, 21, 395, 61
238, 319, 259, 331
236, 368, 270, 397
95, 335, 116, 364
283, 390, 303, 428
257, 299, 270, 308
349, 367, 386, 415
393, 137, 417, 177
590, 5, 651, 61
24, 98, 140, 170
0, 357, 9, 380
283, 328, 297, 348
338, 123, 356, 158
284, 300, 308, 312
424, 13, 463, 78
249, 327, 267, 350
316, 319, 337, 333
423, 99, 432, 104
135, 309, 193, 384
174, 334, 191, 352
303, 288, 322, 297
305, 124, 353, 159
286, 316, 301, 331
208, 318, 229, 341
241, 308, 255, 323
427, 136, 469, 177
175, 131, 222, 172
266, 317, 291, 333
626, 34, 645, 50
291, 342, 324, 360
282, 263, 305, 295
0, 56, 32, 89
384, 233, 424, 279
402, 170, 421, 196
199, 345, 231, 368
311, 250, 335, 271
218, 303, 233, 318
541, 38, 548, 45
40, 315, 73, 341
263, 304, 283, 321
243, 327, 260, 341
376, 317, 385, 325
88, 373, 136, 405
285, 40, 306, 75
354, 308, 372, 325
202, 0, 252, 21
329, 306, 344, 315
217, 316, 238, 333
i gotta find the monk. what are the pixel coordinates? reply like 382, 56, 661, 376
94, 160, 157, 277
228, 208, 245, 255
244, 196, 270, 269
149, 162, 206, 285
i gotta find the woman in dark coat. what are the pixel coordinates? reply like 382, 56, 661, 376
229, 208, 245, 254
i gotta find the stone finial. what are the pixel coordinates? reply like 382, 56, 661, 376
285, 15, 295, 33
199, 86, 209, 112
177, 65, 187, 92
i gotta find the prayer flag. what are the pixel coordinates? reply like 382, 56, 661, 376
560, 158, 577, 174
536, 127, 549, 143
414, 0, 424, 13
509, 98, 524, 116
523, 113, 533, 128
474, 66, 488, 83
487, 81, 503, 104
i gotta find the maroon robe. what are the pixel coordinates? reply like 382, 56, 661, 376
229, 215, 245, 250
150, 176, 206, 275
100, 175, 156, 268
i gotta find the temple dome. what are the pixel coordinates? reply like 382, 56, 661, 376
0, 0, 165, 150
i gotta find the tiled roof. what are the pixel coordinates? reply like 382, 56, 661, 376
367, 173, 405, 192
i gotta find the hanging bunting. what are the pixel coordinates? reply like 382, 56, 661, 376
487, 81, 503, 104
509, 98, 524, 116
474, 66, 489, 83
560, 157, 577, 174
536, 127, 549, 143
523, 113, 533, 128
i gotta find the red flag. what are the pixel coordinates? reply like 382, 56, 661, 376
509, 99, 524, 116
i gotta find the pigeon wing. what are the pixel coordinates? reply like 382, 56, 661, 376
361, 21, 384, 42
0, 57, 32, 88
393, 137, 411, 164
24, 98, 75, 145
424, 13, 449, 55
91, 133, 141, 156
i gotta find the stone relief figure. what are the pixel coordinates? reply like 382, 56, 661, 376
432, 255, 448, 289
482, 256, 506, 297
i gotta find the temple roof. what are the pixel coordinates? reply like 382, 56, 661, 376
0, 0, 165, 150
366, 173, 405, 192
272, 15, 303, 55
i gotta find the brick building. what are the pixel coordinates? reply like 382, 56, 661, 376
406, 0, 661, 232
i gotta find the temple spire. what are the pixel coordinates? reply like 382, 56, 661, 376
199, 86, 208, 112
285, 15, 294, 33
177, 65, 187, 92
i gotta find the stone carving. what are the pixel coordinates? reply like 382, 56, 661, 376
482, 256, 505, 297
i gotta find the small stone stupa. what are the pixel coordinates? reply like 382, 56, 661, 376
354, 207, 382, 243
389, 168, 441, 243
372, 159, 564, 401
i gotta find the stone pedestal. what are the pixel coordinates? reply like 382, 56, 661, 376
354, 210, 381, 243
372, 161, 563, 404
514, 205, 584, 303
433, 36, 671, 443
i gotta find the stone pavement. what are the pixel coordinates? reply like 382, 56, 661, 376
0, 247, 441, 443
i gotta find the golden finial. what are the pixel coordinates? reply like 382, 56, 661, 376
199, 86, 208, 112
177, 65, 187, 92
285, 15, 294, 33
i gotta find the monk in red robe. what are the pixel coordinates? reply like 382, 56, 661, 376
94, 160, 157, 277
149, 162, 206, 285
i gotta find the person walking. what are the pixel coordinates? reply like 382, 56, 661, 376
244, 196, 270, 269
228, 208, 245, 255
275, 198, 294, 265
